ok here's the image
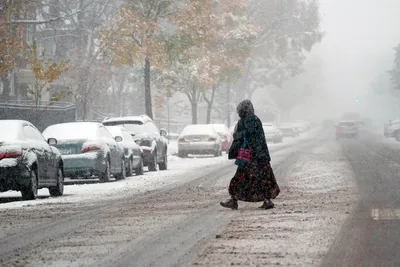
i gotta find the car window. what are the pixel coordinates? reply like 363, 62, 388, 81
23, 126, 45, 142
103, 120, 144, 134
99, 127, 114, 141
122, 131, 134, 142
145, 122, 158, 133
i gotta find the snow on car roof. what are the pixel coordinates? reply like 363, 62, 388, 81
43, 122, 100, 140
181, 124, 217, 136
103, 115, 153, 124
0, 120, 27, 141
212, 124, 229, 133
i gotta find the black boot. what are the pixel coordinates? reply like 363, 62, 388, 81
259, 199, 274, 209
220, 199, 238, 210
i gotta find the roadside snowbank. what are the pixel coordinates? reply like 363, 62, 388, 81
193, 139, 358, 267
0, 154, 230, 209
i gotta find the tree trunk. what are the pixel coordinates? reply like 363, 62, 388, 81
226, 82, 231, 127
204, 84, 217, 124
191, 100, 198, 124
1, 75, 11, 101
144, 56, 153, 119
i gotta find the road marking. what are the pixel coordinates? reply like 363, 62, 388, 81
371, 209, 400, 220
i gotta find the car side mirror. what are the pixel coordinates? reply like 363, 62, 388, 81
115, 136, 123, 142
48, 138, 57, 146
160, 129, 168, 137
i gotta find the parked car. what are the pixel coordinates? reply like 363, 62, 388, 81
102, 115, 168, 171
212, 124, 233, 152
279, 123, 299, 138
42, 122, 125, 182
384, 120, 393, 137
0, 120, 64, 200
178, 124, 222, 157
336, 121, 359, 139
387, 120, 400, 141
262, 123, 283, 143
105, 126, 144, 176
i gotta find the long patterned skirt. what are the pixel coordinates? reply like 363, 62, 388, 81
228, 162, 280, 202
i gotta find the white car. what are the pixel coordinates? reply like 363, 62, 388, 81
262, 123, 283, 143
336, 121, 359, 139
279, 123, 299, 138
178, 124, 222, 158
387, 120, 400, 141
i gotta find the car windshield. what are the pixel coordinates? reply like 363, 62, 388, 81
103, 121, 144, 134
0, 122, 20, 142
43, 123, 98, 140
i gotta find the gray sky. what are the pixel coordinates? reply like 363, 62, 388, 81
298, 0, 400, 120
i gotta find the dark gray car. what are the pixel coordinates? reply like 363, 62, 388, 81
0, 120, 64, 200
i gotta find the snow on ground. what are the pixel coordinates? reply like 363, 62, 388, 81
193, 139, 358, 267
0, 152, 230, 210
0, 128, 320, 210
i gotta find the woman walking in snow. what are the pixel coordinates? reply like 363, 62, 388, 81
220, 100, 280, 210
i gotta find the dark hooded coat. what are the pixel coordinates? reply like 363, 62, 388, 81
228, 100, 271, 162
227, 100, 279, 202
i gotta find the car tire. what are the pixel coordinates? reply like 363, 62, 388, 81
148, 152, 158, 172
21, 169, 38, 200
115, 160, 126, 181
135, 157, 144, 175
159, 151, 168, 171
213, 150, 219, 157
126, 158, 134, 177
49, 167, 64, 197
99, 159, 111, 182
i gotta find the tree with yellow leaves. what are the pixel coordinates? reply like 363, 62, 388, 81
169, 0, 258, 124
28, 43, 67, 120
0, 1, 25, 100
98, 1, 177, 119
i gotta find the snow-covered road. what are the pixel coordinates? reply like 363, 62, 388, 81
0, 128, 319, 209
0, 127, 358, 267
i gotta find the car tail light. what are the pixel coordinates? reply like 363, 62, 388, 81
208, 137, 217, 142
338, 126, 342, 131
81, 144, 101, 153
178, 137, 187, 143
353, 126, 358, 130
0, 147, 22, 160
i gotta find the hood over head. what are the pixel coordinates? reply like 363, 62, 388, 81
236, 100, 254, 119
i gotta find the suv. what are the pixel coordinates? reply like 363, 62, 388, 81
336, 121, 358, 139
103, 115, 168, 171
387, 120, 400, 141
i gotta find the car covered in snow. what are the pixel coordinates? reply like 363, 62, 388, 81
43, 122, 126, 182
279, 123, 299, 138
102, 115, 168, 171
335, 121, 359, 139
105, 126, 144, 176
262, 123, 283, 143
0, 120, 64, 200
178, 124, 222, 157
212, 124, 233, 152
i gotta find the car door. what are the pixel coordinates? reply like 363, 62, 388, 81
149, 122, 164, 159
22, 124, 53, 184
99, 126, 121, 172
123, 131, 141, 167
